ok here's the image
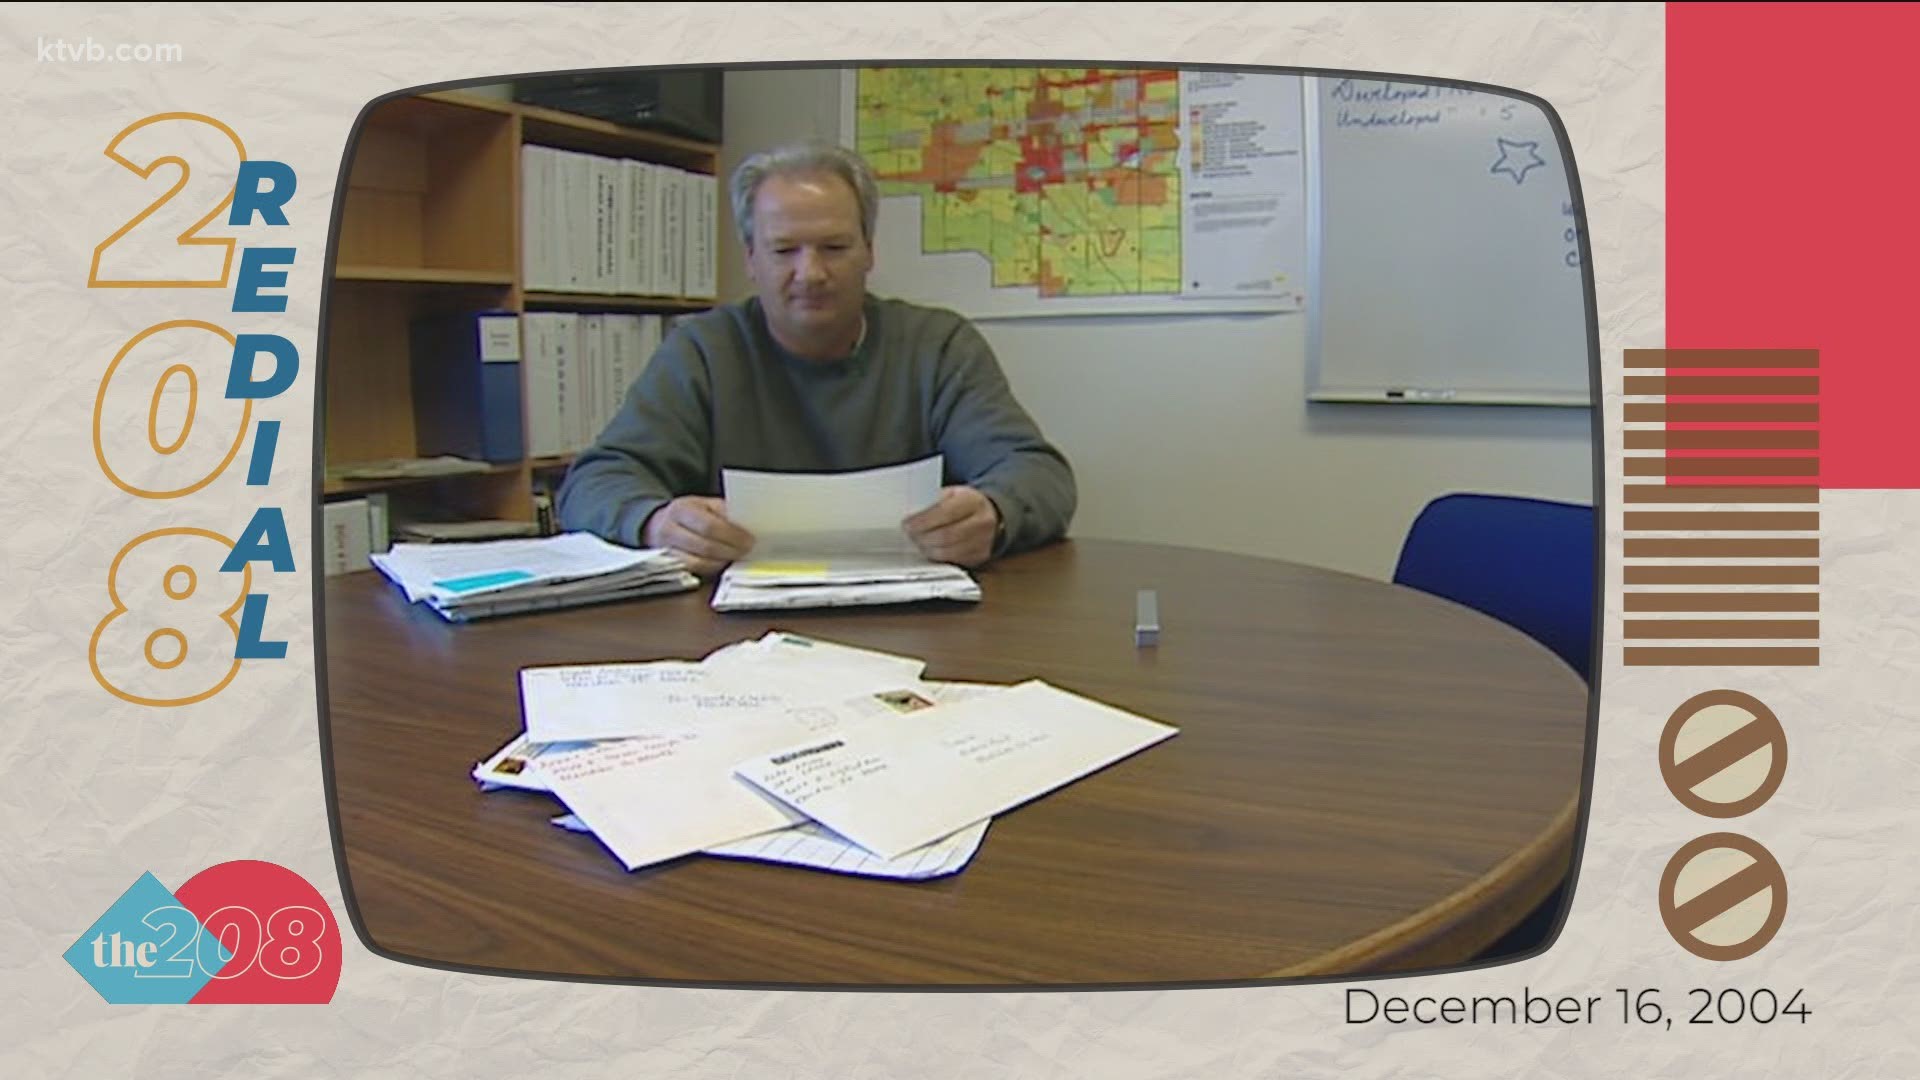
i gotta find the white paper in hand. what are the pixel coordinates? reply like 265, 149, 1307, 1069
721, 455, 942, 559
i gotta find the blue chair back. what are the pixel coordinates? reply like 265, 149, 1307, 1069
1392, 493, 1595, 683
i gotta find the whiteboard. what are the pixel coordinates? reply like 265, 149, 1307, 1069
1305, 76, 1594, 406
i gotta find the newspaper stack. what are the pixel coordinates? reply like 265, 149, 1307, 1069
370, 531, 696, 621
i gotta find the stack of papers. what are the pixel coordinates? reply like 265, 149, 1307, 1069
370, 532, 696, 621
395, 520, 542, 543
327, 456, 494, 480
713, 559, 980, 612
713, 456, 982, 612
471, 632, 1179, 881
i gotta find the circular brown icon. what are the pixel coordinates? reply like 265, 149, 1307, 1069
1659, 689, 1787, 818
1659, 832, 1787, 962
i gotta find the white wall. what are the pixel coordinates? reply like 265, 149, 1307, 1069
721, 69, 1594, 581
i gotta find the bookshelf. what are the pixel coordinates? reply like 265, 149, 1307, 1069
521, 292, 711, 313
322, 89, 720, 551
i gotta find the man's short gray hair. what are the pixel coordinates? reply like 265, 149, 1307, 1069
729, 141, 880, 249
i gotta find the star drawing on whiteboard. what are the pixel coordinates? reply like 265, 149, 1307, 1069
1490, 137, 1546, 185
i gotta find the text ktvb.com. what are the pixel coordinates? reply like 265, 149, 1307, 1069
37, 37, 183, 64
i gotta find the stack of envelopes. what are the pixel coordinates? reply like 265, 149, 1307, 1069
711, 558, 980, 612
472, 631, 1180, 879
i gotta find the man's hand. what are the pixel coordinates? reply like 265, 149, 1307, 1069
903, 486, 1001, 568
642, 496, 755, 578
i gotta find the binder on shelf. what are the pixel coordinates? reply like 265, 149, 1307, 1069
658, 166, 685, 299
684, 171, 717, 301
622, 159, 657, 295
581, 314, 607, 449
522, 314, 560, 459
532, 488, 556, 537
519, 140, 715, 302
409, 311, 525, 465
322, 497, 373, 576
549, 312, 580, 454
559, 149, 592, 293
592, 156, 620, 293
366, 493, 391, 555
521, 146, 555, 291
604, 314, 638, 424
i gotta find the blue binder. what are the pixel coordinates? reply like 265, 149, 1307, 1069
409, 311, 525, 464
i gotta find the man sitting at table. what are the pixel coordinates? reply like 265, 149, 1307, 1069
556, 141, 1078, 577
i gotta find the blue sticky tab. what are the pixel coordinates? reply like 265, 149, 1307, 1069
433, 570, 534, 594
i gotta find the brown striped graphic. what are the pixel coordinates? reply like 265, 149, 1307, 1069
1624, 429, 1818, 450
1624, 375, 1818, 396
1626, 647, 1820, 666
1623, 403, 1819, 422
1623, 592, 1818, 612
1622, 349, 1819, 666
1624, 565, 1818, 585
1624, 620, 1819, 639
1623, 511, 1818, 529
1624, 348, 1817, 368
1627, 457, 1818, 477
1623, 485, 1818, 504
1622, 539, 1818, 558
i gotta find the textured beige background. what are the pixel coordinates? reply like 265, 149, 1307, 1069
5, 3, 1913, 1076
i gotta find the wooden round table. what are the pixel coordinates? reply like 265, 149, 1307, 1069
323, 538, 1588, 986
